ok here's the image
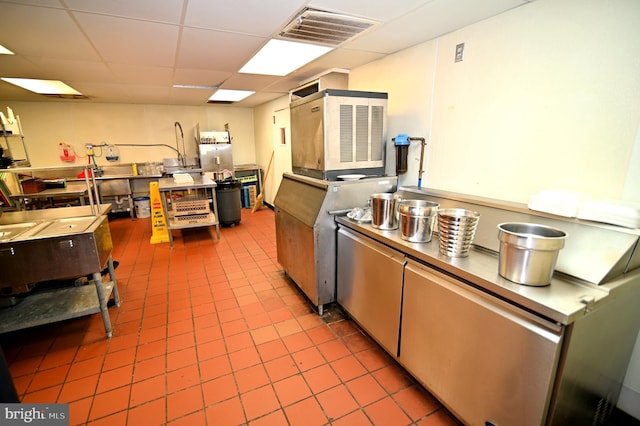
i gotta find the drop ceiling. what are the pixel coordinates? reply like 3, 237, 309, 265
0, 0, 531, 107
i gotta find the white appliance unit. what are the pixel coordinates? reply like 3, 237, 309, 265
290, 89, 388, 180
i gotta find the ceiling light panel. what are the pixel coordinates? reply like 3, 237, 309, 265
209, 89, 255, 102
0, 45, 14, 55
1, 78, 82, 95
239, 39, 332, 76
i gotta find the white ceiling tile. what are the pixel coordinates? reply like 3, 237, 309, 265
107, 64, 174, 85
173, 68, 232, 87
0, 3, 100, 60
28, 57, 115, 82
75, 12, 180, 66
307, 0, 432, 22
65, 0, 185, 24
0, 55, 45, 78
185, 0, 308, 36
177, 27, 264, 71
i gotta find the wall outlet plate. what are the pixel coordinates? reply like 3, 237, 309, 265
455, 43, 465, 62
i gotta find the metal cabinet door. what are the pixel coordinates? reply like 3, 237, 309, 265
275, 207, 318, 305
399, 259, 563, 426
337, 227, 405, 355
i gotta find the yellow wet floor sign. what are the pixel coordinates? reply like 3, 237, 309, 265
149, 182, 170, 244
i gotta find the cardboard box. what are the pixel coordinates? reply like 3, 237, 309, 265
21, 178, 46, 194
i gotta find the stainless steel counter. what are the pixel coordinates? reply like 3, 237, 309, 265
0, 204, 112, 225
0, 209, 120, 338
335, 188, 640, 425
398, 187, 640, 285
336, 215, 609, 325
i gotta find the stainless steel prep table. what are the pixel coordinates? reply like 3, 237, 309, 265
0, 203, 112, 224
158, 175, 220, 247
336, 215, 608, 325
73, 174, 162, 217
10, 182, 89, 209
0, 204, 119, 338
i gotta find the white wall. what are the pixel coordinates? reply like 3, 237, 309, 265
350, 0, 640, 204
252, 96, 290, 205
3, 102, 256, 168
348, 0, 640, 417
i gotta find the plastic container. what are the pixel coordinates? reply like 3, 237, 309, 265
216, 179, 242, 226
133, 197, 151, 218
497, 222, 567, 286
58, 143, 76, 162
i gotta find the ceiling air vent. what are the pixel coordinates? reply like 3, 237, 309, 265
279, 9, 376, 47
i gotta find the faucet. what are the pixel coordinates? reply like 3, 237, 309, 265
174, 121, 186, 167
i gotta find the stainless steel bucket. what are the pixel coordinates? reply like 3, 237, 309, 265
497, 222, 567, 286
399, 200, 440, 242
438, 208, 480, 257
371, 193, 398, 229
393, 192, 403, 225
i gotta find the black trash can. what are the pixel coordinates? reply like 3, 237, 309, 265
216, 179, 242, 226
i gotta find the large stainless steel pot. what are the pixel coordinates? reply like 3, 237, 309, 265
399, 200, 439, 243
497, 222, 567, 286
371, 193, 397, 230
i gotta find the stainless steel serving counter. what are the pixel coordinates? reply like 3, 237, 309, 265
334, 187, 640, 425
0, 204, 111, 225
336, 215, 609, 325
0, 204, 120, 338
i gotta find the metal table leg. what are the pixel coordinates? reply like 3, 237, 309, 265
92, 255, 120, 337
106, 256, 120, 307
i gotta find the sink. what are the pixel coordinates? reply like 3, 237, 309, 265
32, 217, 98, 238
0, 222, 39, 242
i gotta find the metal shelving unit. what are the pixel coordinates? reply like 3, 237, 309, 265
1, 113, 30, 167
158, 175, 220, 247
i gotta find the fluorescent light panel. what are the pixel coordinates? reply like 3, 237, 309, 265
1, 78, 81, 95
208, 89, 255, 102
239, 39, 332, 76
173, 84, 219, 90
0, 45, 14, 55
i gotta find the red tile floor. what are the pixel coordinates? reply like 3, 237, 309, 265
1, 207, 461, 425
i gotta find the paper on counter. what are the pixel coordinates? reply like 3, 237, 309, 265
577, 200, 640, 229
529, 189, 640, 229
528, 190, 591, 217
173, 173, 194, 184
